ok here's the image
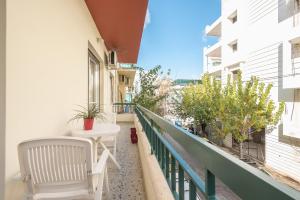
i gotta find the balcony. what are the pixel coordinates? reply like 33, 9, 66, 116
110, 103, 299, 200
204, 42, 222, 58
283, 37, 300, 89
12, 102, 300, 199
205, 17, 222, 37
118, 67, 137, 103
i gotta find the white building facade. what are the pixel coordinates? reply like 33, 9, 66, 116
203, 0, 300, 182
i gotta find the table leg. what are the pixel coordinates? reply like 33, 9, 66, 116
93, 138, 98, 162
98, 141, 121, 170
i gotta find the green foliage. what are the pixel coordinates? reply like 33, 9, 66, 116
68, 103, 105, 122
219, 72, 285, 143
176, 72, 285, 145
133, 65, 167, 112
175, 74, 221, 128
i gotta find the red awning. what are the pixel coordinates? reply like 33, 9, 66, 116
85, 0, 148, 63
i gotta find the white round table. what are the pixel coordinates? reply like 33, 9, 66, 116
72, 123, 121, 169
72, 123, 121, 137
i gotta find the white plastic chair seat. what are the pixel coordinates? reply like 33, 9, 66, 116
33, 189, 91, 200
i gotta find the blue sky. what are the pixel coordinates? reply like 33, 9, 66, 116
137, 0, 221, 80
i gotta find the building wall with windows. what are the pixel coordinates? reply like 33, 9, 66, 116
5, 0, 118, 199
203, 0, 300, 181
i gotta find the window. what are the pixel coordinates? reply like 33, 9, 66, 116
292, 42, 300, 74
228, 11, 237, 24
110, 75, 114, 103
283, 89, 300, 139
104, 53, 108, 66
125, 77, 130, 85
229, 41, 238, 53
119, 75, 125, 82
296, 0, 300, 11
294, 0, 300, 26
88, 51, 100, 107
231, 15, 237, 23
292, 43, 300, 59
232, 69, 239, 81
109, 51, 116, 65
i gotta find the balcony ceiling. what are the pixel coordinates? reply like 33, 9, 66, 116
205, 17, 221, 37
206, 44, 222, 57
85, 0, 148, 64
118, 68, 136, 80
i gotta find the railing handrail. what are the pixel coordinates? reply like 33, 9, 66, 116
137, 105, 300, 200
113, 102, 136, 106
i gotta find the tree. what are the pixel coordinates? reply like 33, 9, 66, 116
175, 72, 285, 160
175, 74, 222, 135
217, 72, 285, 159
133, 65, 168, 112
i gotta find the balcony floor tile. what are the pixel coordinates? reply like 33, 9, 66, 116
102, 122, 145, 200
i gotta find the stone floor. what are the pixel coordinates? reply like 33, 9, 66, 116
102, 122, 146, 200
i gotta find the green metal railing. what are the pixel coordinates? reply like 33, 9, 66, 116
135, 105, 300, 200
113, 102, 135, 113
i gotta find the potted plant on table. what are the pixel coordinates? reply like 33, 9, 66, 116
69, 103, 104, 130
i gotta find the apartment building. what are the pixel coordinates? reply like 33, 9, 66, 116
203, 0, 300, 182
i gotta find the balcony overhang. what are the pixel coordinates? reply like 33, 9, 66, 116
118, 68, 136, 78
118, 67, 136, 85
205, 42, 222, 57
205, 16, 222, 37
85, 0, 148, 64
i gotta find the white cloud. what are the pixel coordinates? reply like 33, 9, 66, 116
144, 8, 151, 29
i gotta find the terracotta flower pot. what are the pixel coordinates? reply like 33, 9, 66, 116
84, 118, 94, 130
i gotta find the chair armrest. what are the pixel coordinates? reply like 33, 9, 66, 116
92, 150, 109, 175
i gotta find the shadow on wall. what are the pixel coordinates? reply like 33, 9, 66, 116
277, 43, 300, 147
278, 0, 299, 23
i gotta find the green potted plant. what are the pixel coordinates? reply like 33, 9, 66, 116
69, 103, 104, 130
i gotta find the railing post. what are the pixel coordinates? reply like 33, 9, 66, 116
171, 155, 176, 194
205, 169, 216, 200
161, 144, 165, 170
155, 134, 158, 157
165, 149, 170, 180
150, 119, 154, 155
189, 179, 196, 200
158, 139, 161, 163
178, 165, 185, 200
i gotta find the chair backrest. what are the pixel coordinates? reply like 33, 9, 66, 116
18, 137, 94, 195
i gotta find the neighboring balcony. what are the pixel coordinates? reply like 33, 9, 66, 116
118, 67, 137, 103
204, 42, 222, 60
282, 38, 300, 89
204, 44, 222, 79
205, 16, 222, 37
204, 57, 222, 79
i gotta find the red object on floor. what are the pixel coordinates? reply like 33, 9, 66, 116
130, 128, 136, 134
84, 118, 94, 130
131, 132, 138, 144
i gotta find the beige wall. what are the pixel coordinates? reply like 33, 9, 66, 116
5, 0, 115, 199
0, 0, 6, 198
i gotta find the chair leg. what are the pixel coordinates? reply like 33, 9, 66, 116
105, 167, 110, 193
95, 173, 104, 200
113, 136, 117, 158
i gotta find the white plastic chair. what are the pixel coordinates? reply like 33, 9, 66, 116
18, 137, 110, 200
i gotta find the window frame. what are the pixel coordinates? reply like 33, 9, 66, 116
88, 50, 101, 109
